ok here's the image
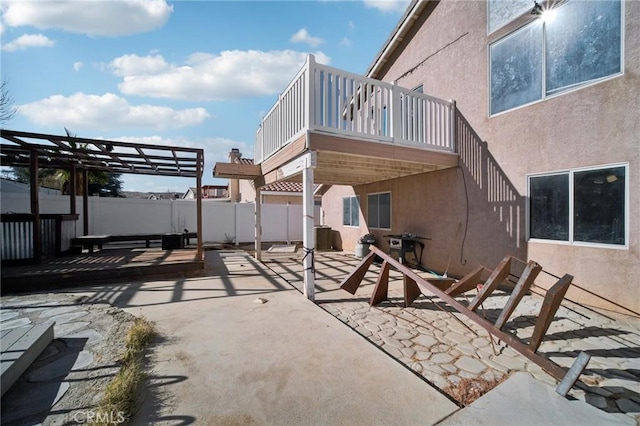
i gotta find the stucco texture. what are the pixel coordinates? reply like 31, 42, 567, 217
322, 0, 639, 313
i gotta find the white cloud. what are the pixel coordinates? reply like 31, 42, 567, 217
363, 0, 411, 14
290, 28, 324, 48
2, 0, 173, 37
18, 92, 210, 130
113, 50, 331, 101
340, 37, 353, 48
348, 21, 355, 31
1, 33, 55, 52
110, 54, 170, 77
73, 61, 83, 71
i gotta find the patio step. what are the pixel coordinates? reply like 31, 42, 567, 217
1, 323, 55, 396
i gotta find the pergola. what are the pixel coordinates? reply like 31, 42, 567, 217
0, 129, 205, 261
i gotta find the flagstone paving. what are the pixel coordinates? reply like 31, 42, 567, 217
264, 251, 640, 423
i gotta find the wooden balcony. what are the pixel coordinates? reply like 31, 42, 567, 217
233, 54, 459, 187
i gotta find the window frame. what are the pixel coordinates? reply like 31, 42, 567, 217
527, 163, 629, 249
367, 191, 392, 230
342, 195, 360, 227
488, 0, 624, 117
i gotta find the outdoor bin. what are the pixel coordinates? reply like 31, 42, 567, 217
162, 233, 184, 250
355, 234, 376, 259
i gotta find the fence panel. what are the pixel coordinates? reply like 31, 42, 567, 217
2, 193, 323, 244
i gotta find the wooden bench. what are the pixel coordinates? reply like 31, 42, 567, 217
1, 323, 55, 396
70, 234, 111, 253
72, 232, 198, 252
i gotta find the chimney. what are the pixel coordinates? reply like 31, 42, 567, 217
229, 148, 242, 163
228, 149, 241, 202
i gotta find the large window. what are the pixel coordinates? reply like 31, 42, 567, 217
343, 196, 360, 227
368, 192, 391, 229
490, 0, 622, 115
529, 165, 627, 246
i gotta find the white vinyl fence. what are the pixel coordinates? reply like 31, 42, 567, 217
1, 193, 321, 244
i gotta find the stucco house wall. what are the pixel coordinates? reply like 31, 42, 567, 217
322, 0, 639, 313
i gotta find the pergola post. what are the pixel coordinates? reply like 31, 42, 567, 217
255, 188, 262, 261
29, 150, 41, 262
302, 152, 317, 301
82, 169, 89, 235
196, 151, 203, 261
69, 163, 77, 215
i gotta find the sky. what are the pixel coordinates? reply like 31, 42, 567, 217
1, 0, 411, 193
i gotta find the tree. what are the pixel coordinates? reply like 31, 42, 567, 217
54, 128, 124, 197
1, 78, 18, 125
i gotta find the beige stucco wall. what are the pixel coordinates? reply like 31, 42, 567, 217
323, 0, 639, 313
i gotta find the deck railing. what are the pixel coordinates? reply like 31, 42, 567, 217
1, 214, 78, 263
255, 54, 456, 164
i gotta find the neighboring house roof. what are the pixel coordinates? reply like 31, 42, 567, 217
234, 157, 255, 166
366, 0, 426, 79
262, 181, 303, 193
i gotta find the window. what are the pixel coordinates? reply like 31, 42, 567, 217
529, 164, 626, 246
342, 196, 360, 227
490, 0, 622, 115
368, 192, 391, 229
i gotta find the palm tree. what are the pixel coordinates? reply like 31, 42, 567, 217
54, 128, 118, 196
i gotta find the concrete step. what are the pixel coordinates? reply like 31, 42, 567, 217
1, 323, 55, 396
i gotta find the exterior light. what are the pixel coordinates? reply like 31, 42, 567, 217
531, 1, 543, 16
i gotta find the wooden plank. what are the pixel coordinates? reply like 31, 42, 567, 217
530, 274, 573, 352
445, 266, 486, 297
370, 260, 390, 306
213, 162, 262, 179
468, 256, 512, 312
404, 275, 422, 307
339, 251, 376, 295
308, 132, 458, 166
494, 261, 542, 330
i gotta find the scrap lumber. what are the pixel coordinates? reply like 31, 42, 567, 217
370, 260, 391, 306
404, 275, 422, 308
365, 246, 567, 381
445, 266, 486, 297
340, 251, 376, 294
468, 256, 512, 311
494, 261, 542, 330
529, 274, 573, 352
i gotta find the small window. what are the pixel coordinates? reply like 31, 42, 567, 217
529, 164, 626, 246
342, 196, 360, 227
367, 192, 391, 229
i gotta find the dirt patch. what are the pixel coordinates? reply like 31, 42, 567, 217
444, 374, 509, 406
0, 293, 138, 425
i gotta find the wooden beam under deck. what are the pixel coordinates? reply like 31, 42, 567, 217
260, 132, 458, 187
216, 131, 459, 188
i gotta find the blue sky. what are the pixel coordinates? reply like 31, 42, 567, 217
1, 0, 410, 193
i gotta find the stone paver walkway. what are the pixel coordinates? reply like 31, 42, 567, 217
0, 294, 133, 425
264, 251, 640, 423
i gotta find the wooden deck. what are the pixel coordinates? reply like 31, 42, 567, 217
0, 247, 205, 294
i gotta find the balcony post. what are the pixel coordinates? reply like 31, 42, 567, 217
305, 54, 316, 133
390, 80, 401, 144
450, 99, 457, 153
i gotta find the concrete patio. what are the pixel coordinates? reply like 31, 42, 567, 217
1, 249, 638, 425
